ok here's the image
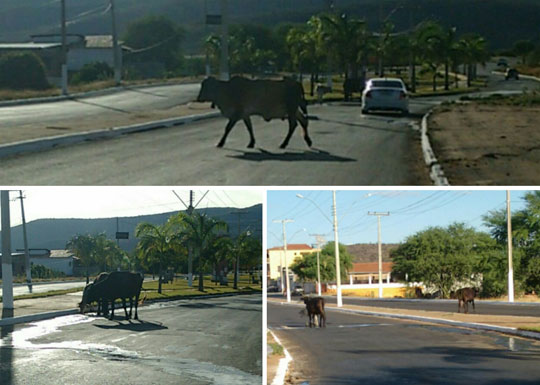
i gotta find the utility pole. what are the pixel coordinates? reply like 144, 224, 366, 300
368, 211, 390, 298
1, 191, 14, 310
231, 210, 248, 289
310, 234, 326, 296
110, 0, 121, 85
219, 0, 230, 80
60, 0, 68, 95
332, 191, 342, 307
187, 191, 195, 287
507, 191, 514, 303
274, 219, 294, 302
17, 191, 32, 293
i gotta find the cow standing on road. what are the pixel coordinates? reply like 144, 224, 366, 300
196, 76, 312, 149
303, 296, 326, 328
455, 287, 478, 314
79, 271, 143, 321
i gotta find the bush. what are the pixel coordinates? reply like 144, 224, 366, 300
0, 52, 49, 90
71, 62, 114, 84
31, 264, 66, 279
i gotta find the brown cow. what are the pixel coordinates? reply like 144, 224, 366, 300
456, 287, 478, 314
303, 296, 326, 328
196, 76, 312, 149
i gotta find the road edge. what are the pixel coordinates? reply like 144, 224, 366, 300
272, 300, 540, 341
268, 329, 293, 385
0, 112, 220, 160
421, 110, 450, 186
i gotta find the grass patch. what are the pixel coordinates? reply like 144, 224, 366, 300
460, 90, 540, 106
267, 332, 284, 356
518, 326, 540, 333
141, 276, 261, 301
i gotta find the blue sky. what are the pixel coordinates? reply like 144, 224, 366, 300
267, 190, 533, 248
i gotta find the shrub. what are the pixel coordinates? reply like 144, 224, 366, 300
71, 62, 114, 84
31, 264, 66, 279
0, 52, 49, 90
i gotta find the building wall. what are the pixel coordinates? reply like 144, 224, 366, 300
267, 248, 316, 280
327, 283, 414, 298
30, 257, 73, 275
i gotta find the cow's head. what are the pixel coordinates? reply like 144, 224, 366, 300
197, 76, 219, 103
79, 284, 93, 314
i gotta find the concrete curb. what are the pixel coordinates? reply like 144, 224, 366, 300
0, 291, 260, 327
0, 80, 200, 108
273, 300, 540, 341
269, 330, 293, 385
421, 110, 450, 186
0, 112, 221, 159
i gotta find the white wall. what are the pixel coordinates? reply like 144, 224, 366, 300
30, 257, 73, 275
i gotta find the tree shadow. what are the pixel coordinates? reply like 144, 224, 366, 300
71, 98, 132, 114
0, 308, 14, 385
94, 319, 167, 332
225, 147, 356, 163
122, 86, 169, 98
176, 302, 261, 313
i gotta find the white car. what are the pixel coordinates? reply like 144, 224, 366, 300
361, 78, 409, 115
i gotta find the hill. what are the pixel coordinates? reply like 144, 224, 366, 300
3, 204, 262, 253
0, 0, 538, 52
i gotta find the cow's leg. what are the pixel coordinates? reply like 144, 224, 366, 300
243, 117, 256, 148
296, 110, 312, 147
458, 299, 462, 313
128, 297, 134, 319
217, 118, 239, 147
471, 299, 475, 313
109, 300, 115, 320
320, 311, 326, 328
280, 115, 298, 149
464, 301, 469, 314
122, 298, 129, 319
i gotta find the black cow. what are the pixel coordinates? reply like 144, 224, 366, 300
455, 287, 478, 314
303, 296, 326, 328
79, 271, 143, 320
196, 76, 311, 149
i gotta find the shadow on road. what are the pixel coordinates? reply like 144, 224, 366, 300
176, 302, 261, 313
94, 319, 167, 332
225, 148, 356, 163
123, 86, 169, 98
71, 98, 132, 114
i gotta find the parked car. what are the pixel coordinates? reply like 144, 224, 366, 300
361, 77, 409, 115
505, 68, 519, 80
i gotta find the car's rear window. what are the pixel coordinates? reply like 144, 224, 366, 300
371, 80, 404, 88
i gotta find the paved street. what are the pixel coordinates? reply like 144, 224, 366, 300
0, 295, 262, 385
0, 280, 87, 297
268, 302, 540, 384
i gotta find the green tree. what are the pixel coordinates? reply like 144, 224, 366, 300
291, 241, 353, 282
123, 15, 185, 71
513, 40, 536, 65
175, 212, 228, 292
0, 52, 49, 90
459, 34, 489, 87
66, 234, 96, 284
391, 223, 491, 298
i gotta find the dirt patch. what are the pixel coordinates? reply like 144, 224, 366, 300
428, 102, 540, 185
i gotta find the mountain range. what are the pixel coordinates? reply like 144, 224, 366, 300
2, 204, 262, 253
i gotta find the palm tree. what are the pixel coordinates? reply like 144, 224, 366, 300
459, 34, 488, 87
66, 234, 96, 284
178, 212, 228, 292
135, 222, 176, 294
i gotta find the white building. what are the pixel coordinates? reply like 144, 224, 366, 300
30, 249, 76, 276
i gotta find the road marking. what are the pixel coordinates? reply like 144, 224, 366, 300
270, 323, 392, 330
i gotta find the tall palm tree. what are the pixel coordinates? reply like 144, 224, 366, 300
179, 212, 228, 292
66, 234, 96, 284
459, 34, 488, 87
135, 222, 176, 294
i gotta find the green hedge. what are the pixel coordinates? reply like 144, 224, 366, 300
0, 52, 49, 90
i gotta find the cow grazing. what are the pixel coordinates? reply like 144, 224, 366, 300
79, 272, 110, 316
456, 287, 478, 314
79, 271, 143, 321
303, 296, 326, 328
196, 76, 312, 149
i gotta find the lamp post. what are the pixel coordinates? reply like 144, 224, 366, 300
273, 219, 294, 302
297, 192, 342, 307
368, 211, 390, 298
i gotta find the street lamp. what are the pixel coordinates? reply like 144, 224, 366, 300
273, 219, 294, 302
296, 192, 343, 307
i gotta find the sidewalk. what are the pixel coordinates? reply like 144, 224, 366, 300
267, 297, 540, 385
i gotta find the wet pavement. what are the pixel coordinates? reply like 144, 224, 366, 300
0, 295, 262, 385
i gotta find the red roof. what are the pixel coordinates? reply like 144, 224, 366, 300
267, 244, 313, 251
350, 262, 393, 274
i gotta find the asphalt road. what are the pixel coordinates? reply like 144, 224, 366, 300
268, 302, 540, 385
0, 295, 262, 385
317, 295, 540, 318
0, 280, 87, 297
0, 72, 536, 185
